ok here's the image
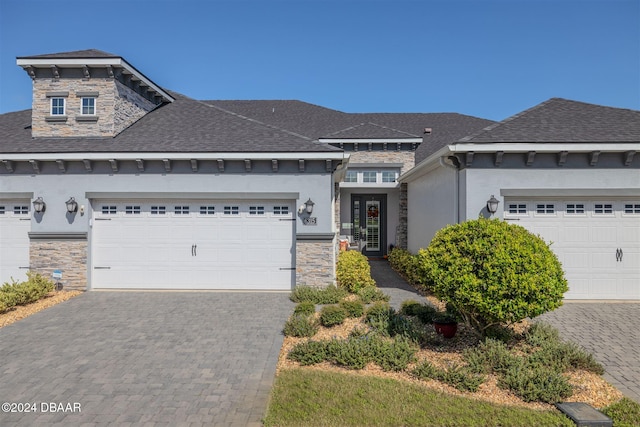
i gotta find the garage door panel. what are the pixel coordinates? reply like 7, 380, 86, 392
0, 201, 31, 284
505, 198, 639, 300
91, 199, 294, 290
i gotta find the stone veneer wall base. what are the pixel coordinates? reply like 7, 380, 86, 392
296, 239, 336, 287
29, 239, 87, 290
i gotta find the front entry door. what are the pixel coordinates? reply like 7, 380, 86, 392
352, 194, 386, 257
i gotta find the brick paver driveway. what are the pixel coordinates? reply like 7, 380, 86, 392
540, 302, 640, 404
0, 291, 293, 426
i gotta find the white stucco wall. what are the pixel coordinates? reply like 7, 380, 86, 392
462, 168, 640, 220
406, 164, 640, 253
0, 169, 335, 235
405, 165, 457, 253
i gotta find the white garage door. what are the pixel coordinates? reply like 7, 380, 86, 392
504, 198, 640, 300
91, 200, 295, 290
0, 200, 31, 284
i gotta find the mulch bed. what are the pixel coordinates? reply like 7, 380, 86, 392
0, 290, 83, 328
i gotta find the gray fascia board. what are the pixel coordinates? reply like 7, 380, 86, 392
29, 232, 88, 241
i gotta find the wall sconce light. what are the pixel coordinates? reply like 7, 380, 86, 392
66, 197, 78, 213
486, 195, 500, 215
298, 198, 315, 214
33, 197, 46, 213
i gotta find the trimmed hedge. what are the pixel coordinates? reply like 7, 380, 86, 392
336, 250, 376, 293
418, 218, 568, 336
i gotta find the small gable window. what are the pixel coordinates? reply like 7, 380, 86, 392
51, 98, 65, 115
81, 97, 95, 115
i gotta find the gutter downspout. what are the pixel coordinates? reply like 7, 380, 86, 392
439, 156, 460, 224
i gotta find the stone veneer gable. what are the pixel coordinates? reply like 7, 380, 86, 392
347, 151, 415, 174
31, 77, 156, 138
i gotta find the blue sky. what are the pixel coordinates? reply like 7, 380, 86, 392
0, 0, 638, 121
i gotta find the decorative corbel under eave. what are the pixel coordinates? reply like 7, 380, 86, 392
465, 152, 474, 167
2, 160, 14, 173
83, 159, 92, 172
108, 159, 118, 172
51, 65, 60, 79
56, 159, 66, 173
162, 159, 171, 172
272, 159, 278, 172
190, 159, 198, 172
299, 159, 305, 172
29, 160, 40, 174
244, 159, 252, 172
106, 65, 114, 78
557, 151, 568, 166
494, 151, 504, 167
82, 65, 90, 79
526, 151, 536, 166
326, 160, 333, 172
25, 66, 36, 80
217, 159, 225, 172
136, 159, 145, 172
589, 151, 601, 166
624, 151, 636, 166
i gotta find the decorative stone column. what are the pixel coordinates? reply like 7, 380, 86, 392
29, 233, 87, 290
397, 183, 408, 249
296, 235, 336, 287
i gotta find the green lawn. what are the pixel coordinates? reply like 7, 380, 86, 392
263, 368, 573, 427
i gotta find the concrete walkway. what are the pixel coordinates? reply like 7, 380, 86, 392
370, 259, 640, 404
0, 291, 293, 426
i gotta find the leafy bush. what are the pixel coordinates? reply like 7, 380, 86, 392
366, 301, 392, 322
283, 314, 319, 338
336, 250, 376, 293
399, 300, 438, 324
319, 305, 347, 327
356, 286, 390, 304
499, 361, 572, 403
0, 272, 55, 310
399, 300, 423, 316
293, 301, 316, 316
438, 364, 485, 392
601, 398, 640, 427
371, 336, 417, 372
388, 248, 424, 286
288, 340, 327, 365
290, 285, 348, 304
326, 337, 372, 369
411, 361, 485, 392
417, 218, 568, 336
463, 338, 519, 375
339, 299, 364, 318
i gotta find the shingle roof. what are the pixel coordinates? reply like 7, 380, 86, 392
0, 94, 341, 154
16, 49, 120, 59
205, 100, 495, 162
460, 98, 640, 143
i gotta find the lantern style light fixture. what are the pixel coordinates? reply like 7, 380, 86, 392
66, 197, 78, 213
33, 197, 46, 213
298, 198, 316, 215
304, 198, 315, 214
486, 195, 500, 215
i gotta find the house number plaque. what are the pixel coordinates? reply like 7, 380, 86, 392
303, 217, 317, 226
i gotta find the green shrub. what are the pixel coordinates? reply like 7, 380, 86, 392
288, 340, 327, 365
336, 250, 376, 293
290, 285, 348, 304
601, 398, 640, 427
326, 337, 373, 369
293, 301, 316, 316
339, 299, 364, 318
399, 300, 439, 324
525, 322, 561, 347
500, 361, 572, 403
388, 248, 424, 286
1, 272, 54, 306
356, 286, 390, 304
417, 218, 568, 336
371, 336, 417, 372
319, 305, 347, 327
411, 360, 439, 380
399, 300, 423, 316
366, 301, 392, 321
411, 361, 485, 392
283, 314, 319, 338
463, 338, 518, 375
438, 364, 485, 393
